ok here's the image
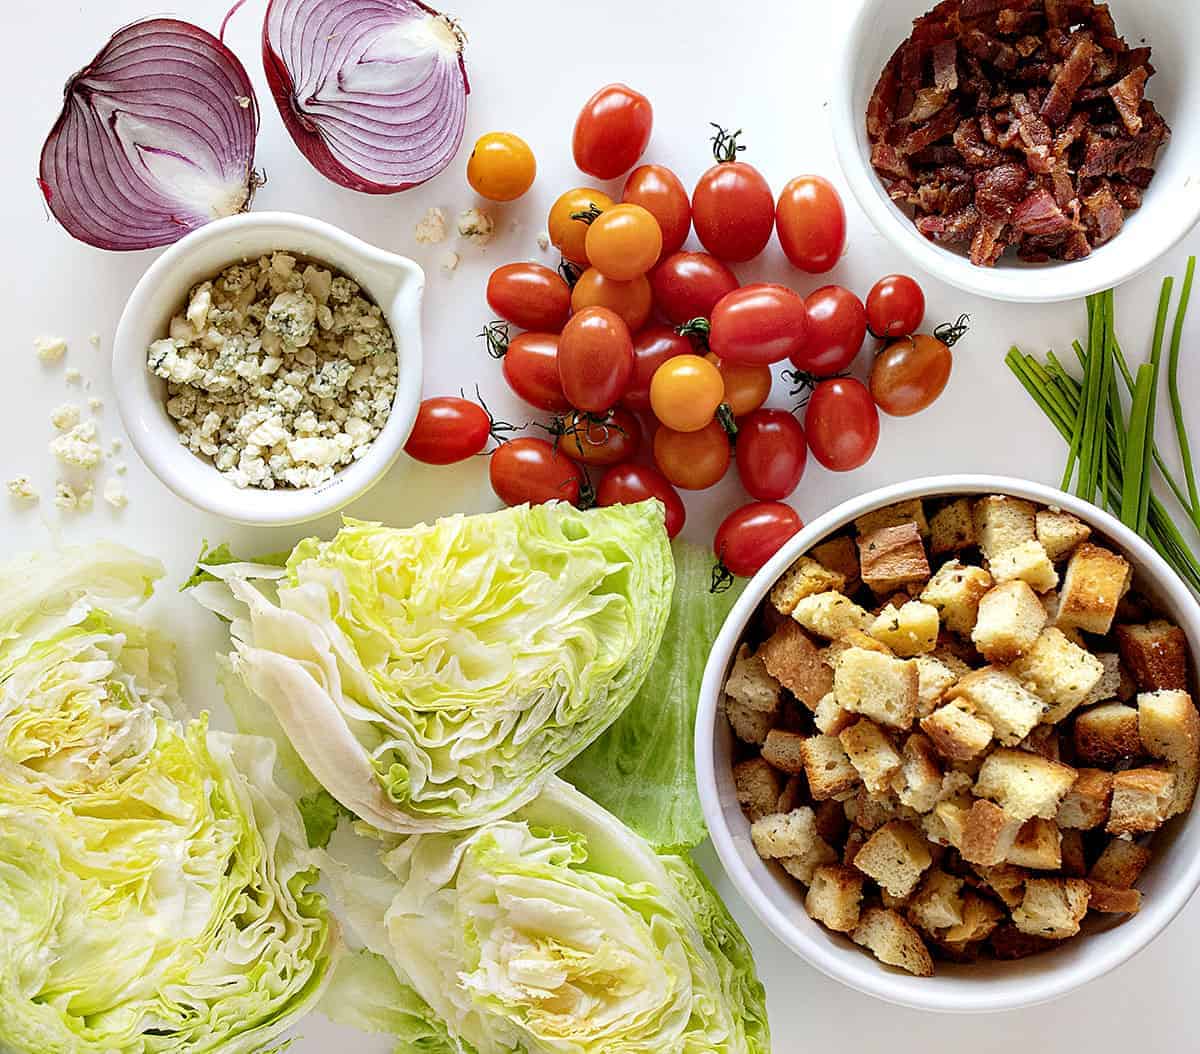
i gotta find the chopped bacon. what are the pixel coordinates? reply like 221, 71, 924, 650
1112, 181, 1142, 209
1079, 132, 1128, 177
1011, 187, 1075, 236
1045, 0, 1068, 29
1082, 183, 1124, 246
899, 39, 925, 91
932, 41, 958, 93
905, 87, 952, 124
970, 219, 1010, 266
962, 28, 1019, 71
916, 181, 973, 215
1062, 229, 1092, 260
898, 104, 961, 155
960, 0, 1006, 18
975, 163, 1029, 222
910, 144, 962, 166
1054, 111, 1089, 157
954, 118, 1006, 167
1041, 37, 1095, 125
871, 142, 915, 181
1012, 93, 1054, 172
1109, 66, 1148, 134
1050, 160, 1077, 207
917, 205, 981, 244
1015, 35, 1042, 58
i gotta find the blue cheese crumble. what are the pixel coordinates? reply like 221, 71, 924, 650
147, 252, 398, 490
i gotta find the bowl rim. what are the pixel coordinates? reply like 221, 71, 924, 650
695, 473, 1200, 1013
112, 210, 424, 527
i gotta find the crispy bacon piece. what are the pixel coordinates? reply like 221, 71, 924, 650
917, 205, 981, 244
954, 118, 1005, 167
1082, 183, 1124, 246
898, 104, 961, 155
1112, 181, 1142, 209
932, 41, 959, 93
1012, 187, 1075, 236
871, 142, 915, 181
1050, 160, 1077, 207
975, 162, 1029, 222
1109, 66, 1148, 135
905, 87, 952, 124
1041, 37, 1096, 125
867, 58, 900, 141
1012, 93, 1054, 173
970, 219, 1010, 266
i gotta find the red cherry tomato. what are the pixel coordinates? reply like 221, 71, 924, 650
775, 175, 846, 273
692, 128, 774, 262
866, 275, 926, 339
709, 283, 808, 366
502, 333, 570, 412
404, 397, 491, 465
790, 285, 866, 375
805, 378, 880, 471
649, 252, 739, 325
622, 164, 691, 260
556, 408, 641, 466
597, 463, 686, 538
870, 333, 953, 416
714, 502, 803, 578
557, 307, 634, 413
490, 438, 583, 506
572, 84, 653, 180
486, 263, 571, 332
735, 409, 808, 501
622, 326, 695, 411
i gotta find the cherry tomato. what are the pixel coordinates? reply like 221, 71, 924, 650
714, 502, 803, 577
570, 269, 652, 333
706, 353, 771, 417
548, 187, 614, 265
466, 132, 536, 202
490, 438, 584, 506
556, 407, 641, 466
735, 409, 808, 501
650, 355, 725, 433
866, 275, 926, 339
622, 326, 695, 412
585, 204, 663, 282
692, 129, 774, 262
486, 263, 571, 332
622, 164, 691, 260
775, 175, 846, 273
557, 307, 634, 413
805, 378, 879, 471
404, 397, 491, 465
870, 333, 953, 416
709, 283, 807, 365
653, 419, 731, 490
649, 252, 740, 325
503, 332, 570, 412
790, 285, 866, 375
597, 463, 686, 539
573, 84, 653, 180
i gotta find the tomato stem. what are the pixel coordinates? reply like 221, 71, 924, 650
676, 317, 712, 348
569, 203, 603, 225
479, 320, 510, 359
576, 472, 597, 510
465, 385, 526, 451
716, 403, 739, 442
710, 559, 736, 594
933, 313, 971, 347
709, 123, 746, 164
558, 258, 583, 288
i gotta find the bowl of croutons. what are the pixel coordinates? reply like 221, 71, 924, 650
696, 475, 1200, 1011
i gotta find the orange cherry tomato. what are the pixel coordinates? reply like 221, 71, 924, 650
585, 204, 663, 281
653, 419, 731, 490
650, 355, 724, 433
776, 175, 846, 274
570, 268, 652, 333
466, 132, 537, 201
573, 83, 653, 180
622, 164, 691, 261
548, 187, 614, 265
556, 407, 641, 466
705, 353, 772, 417
870, 333, 953, 416
557, 307, 634, 413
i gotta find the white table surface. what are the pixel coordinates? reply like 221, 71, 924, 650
5, 0, 1199, 1050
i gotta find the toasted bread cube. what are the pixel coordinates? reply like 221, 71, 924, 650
1138, 689, 1200, 816
869, 601, 940, 657
761, 729, 807, 775
971, 580, 1048, 663
1036, 508, 1092, 561
805, 864, 865, 932
1009, 628, 1106, 724
1005, 818, 1062, 870
1057, 768, 1114, 830
1116, 620, 1190, 692
814, 797, 849, 843
845, 786, 902, 832
840, 720, 904, 796
1107, 768, 1176, 835
810, 535, 861, 584
990, 924, 1056, 959
922, 699, 995, 762
908, 870, 966, 934
792, 591, 873, 639
759, 621, 834, 710
974, 495, 1037, 562
834, 648, 920, 731
1072, 703, 1143, 765
734, 757, 785, 822
922, 795, 972, 848
973, 863, 1028, 909
975, 748, 1078, 822
813, 691, 856, 736
1059, 828, 1087, 876
725, 645, 782, 712
824, 628, 896, 665
780, 844, 840, 885
989, 538, 1060, 594
1083, 652, 1123, 707
859, 522, 931, 594
930, 498, 978, 555
931, 647, 973, 678
1019, 724, 1062, 762
853, 821, 933, 898
960, 798, 1019, 867
855, 500, 929, 539
893, 733, 944, 813
798, 734, 861, 801
1056, 542, 1132, 635
725, 696, 776, 745
942, 893, 1004, 951
913, 654, 959, 718
852, 907, 934, 976
1090, 838, 1152, 888
751, 806, 830, 860
1013, 878, 1091, 939
1087, 881, 1142, 914
920, 560, 994, 636
770, 556, 847, 615
776, 773, 806, 814
949, 667, 1046, 746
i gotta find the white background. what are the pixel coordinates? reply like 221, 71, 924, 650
4, 0, 1199, 1050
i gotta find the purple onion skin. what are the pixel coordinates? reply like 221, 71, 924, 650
263, 0, 470, 195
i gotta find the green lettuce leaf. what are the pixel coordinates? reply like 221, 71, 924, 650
299, 789, 356, 849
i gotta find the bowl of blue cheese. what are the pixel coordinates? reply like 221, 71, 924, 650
113, 211, 424, 525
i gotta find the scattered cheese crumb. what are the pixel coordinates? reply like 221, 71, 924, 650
235, 95, 252, 109
88, 397, 103, 413
35, 336, 67, 363
64, 368, 82, 384
89, 332, 101, 348
536, 232, 550, 251
77, 484, 94, 512
110, 438, 123, 454
6, 476, 37, 502
103, 477, 128, 509
50, 420, 102, 469
50, 403, 81, 431
457, 207, 496, 247
114, 461, 128, 475
415, 207, 448, 245
440, 251, 461, 272
54, 481, 78, 510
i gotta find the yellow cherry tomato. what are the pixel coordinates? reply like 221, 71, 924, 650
650, 354, 725, 432
570, 269, 653, 333
706, 352, 772, 416
548, 187, 613, 265
467, 132, 537, 201
585, 203, 663, 281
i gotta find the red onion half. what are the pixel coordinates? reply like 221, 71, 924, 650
38, 19, 260, 251
264, 0, 469, 194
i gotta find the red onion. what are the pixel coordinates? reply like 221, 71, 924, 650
38, 19, 260, 251
263, 0, 469, 194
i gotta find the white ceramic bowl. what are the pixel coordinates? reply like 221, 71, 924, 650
830, 1, 1200, 302
113, 212, 424, 526
697, 475, 1200, 1012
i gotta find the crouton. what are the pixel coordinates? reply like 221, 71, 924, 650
811, 535, 861, 587
851, 907, 935, 976
1072, 703, 1143, 766
845, 787, 901, 831
1056, 542, 1132, 635
1056, 768, 1113, 830
1019, 724, 1062, 762
930, 498, 978, 555
1086, 881, 1142, 914
1009, 628, 1106, 724
914, 654, 959, 717
853, 821, 933, 898
1005, 818, 1062, 870
972, 863, 1028, 909
990, 925, 1055, 959
840, 720, 904, 796
974, 495, 1037, 562
725, 696, 776, 745
932, 648, 974, 679
777, 774, 806, 814
1107, 768, 1176, 836
1012, 877, 1091, 939
989, 538, 1060, 595
752, 808, 837, 885
961, 798, 1020, 867
1137, 689, 1200, 816
1083, 652, 1123, 706
856, 499, 930, 539
759, 621, 834, 710
975, 748, 1078, 822
834, 647, 921, 731
781, 842, 841, 885
725, 645, 782, 712
971, 581, 1048, 663
859, 522, 932, 594
941, 893, 1004, 949
798, 734, 861, 801
761, 729, 807, 775
908, 870, 966, 934
814, 797, 849, 843
734, 757, 784, 821
770, 556, 847, 615
813, 691, 856, 736
923, 795, 972, 849
920, 560, 994, 636
949, 667, 1046, 745
869, 601, 940, 657
825, 629, 895, 665
1059, 829, 1087, 876
894, 734, 944, 813
1036, 508, 1092, 561
843, 827, 869, 867
805, 864, 865, 932
792, 591, 873, 639
922, 700, 995, 762
1116, 620, 1190, 692
1089, 838, 1152, 888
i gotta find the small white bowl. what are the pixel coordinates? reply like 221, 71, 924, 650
113, 212, 424, 526
696, 475, 1200, 1012
830, 0, 1200, 302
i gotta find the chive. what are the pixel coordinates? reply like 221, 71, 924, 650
1122, 363, 1154, 530
1168, 257, 1199, 522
